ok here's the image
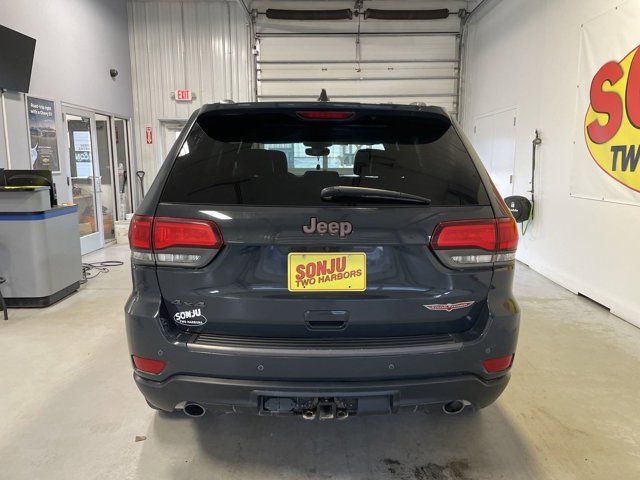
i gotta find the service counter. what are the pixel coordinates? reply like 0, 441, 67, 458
0, 186, 82, 307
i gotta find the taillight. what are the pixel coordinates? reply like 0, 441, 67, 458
153, 217, 222, 250
296, 110, 354, 120
128, 215, 152, 250
132, 355, 166, 375
129, 215, 223, 267
431, 220, 497, 251
430, 217, 518, 268
482, 354, 514, 373
496, 217, 518, 251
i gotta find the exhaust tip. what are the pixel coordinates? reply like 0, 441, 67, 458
336, 410, 349, 420
183, 402, 206, 417
442, 400, 465, 415
302, 410, 316, 420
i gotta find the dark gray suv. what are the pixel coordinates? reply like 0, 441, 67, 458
125, 102, 520, 419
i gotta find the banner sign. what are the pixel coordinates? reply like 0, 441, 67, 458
26, 96, 60, 172
572, 2, 640, 205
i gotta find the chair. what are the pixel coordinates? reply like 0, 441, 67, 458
0, 277, 7, 320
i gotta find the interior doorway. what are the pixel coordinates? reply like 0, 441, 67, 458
64, 106, 103, 254
93, 116, 135, 238
95, 114, 116, 243
160, 120, 187, 166
63, 107, 135, 254
473, 108, 518, 199
113, 118, 134, 219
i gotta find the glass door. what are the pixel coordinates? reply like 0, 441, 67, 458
64, 107, 104, 254
112, 118, 134, 218
95, 114, 116, 242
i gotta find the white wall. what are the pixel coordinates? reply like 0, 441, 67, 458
462, 0, 640, 325
127, 0, 253, 189
0, 0, 133, 203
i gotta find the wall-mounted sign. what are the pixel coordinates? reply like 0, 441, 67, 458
584, 46, 640, 193
26, 96, 60, 172
572, 2, 640, 205
174, 89, 192, 102
145, 126, 153, 144
73, 130, 92, 177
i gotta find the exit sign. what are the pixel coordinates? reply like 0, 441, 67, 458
174, 89, 192, 102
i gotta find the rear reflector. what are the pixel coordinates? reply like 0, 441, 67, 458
132, 355, 166, 374
296, 110, 354, 120
482, 354, 514, 373
153, 217, 222, 250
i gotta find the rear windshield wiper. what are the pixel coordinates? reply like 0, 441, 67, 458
321, 186, 431, 205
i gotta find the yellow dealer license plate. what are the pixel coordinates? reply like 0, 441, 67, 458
288, 252, 366, 292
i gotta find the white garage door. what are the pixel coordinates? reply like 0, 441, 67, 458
257, 33, 459, 114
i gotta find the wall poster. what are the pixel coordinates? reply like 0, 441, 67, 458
26, 95, 60, 172
571, 1, 640, 206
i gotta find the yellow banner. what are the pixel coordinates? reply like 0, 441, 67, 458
585, 45, 640, 193
288, 253, 366, 292
572, 2, 640, 204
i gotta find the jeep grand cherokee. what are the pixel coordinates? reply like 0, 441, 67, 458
125, 102, 520, 419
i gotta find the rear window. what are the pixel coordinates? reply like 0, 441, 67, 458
160, 109, 490, 206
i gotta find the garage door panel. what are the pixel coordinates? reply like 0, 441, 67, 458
261, 79, 455, 98
260, 62, 455, 78
359, 36, 457, 60
259, 37, 354, 61
257, 34, 459, 112
259, 36, 457, 63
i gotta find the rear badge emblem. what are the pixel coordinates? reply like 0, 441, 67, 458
303, 217, 352, 237
171, 299, 205, 308
173, 308, 208, 327
424, 301, 474, 312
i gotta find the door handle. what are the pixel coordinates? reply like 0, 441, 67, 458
304, 310, 349, 331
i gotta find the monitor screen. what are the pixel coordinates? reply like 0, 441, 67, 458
0, 25, 36, 93
1, 169, 53, 188
0, 169, 57, 206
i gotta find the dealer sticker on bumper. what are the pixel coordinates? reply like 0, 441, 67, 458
288, 252, 366, 292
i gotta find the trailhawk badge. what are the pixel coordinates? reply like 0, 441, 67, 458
423, 301, 474, 312
173, 308, 208, 327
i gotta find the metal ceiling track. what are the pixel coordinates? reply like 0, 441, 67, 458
255, 31, 460, 38
257, 59, 459, 65
257, 93, 457, 99
259, 76, 458, 83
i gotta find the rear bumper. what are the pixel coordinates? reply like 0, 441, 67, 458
135, 371, 510, 414
125, 266, 520, 415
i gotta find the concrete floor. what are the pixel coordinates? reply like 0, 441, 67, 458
1, 244, 639, 480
